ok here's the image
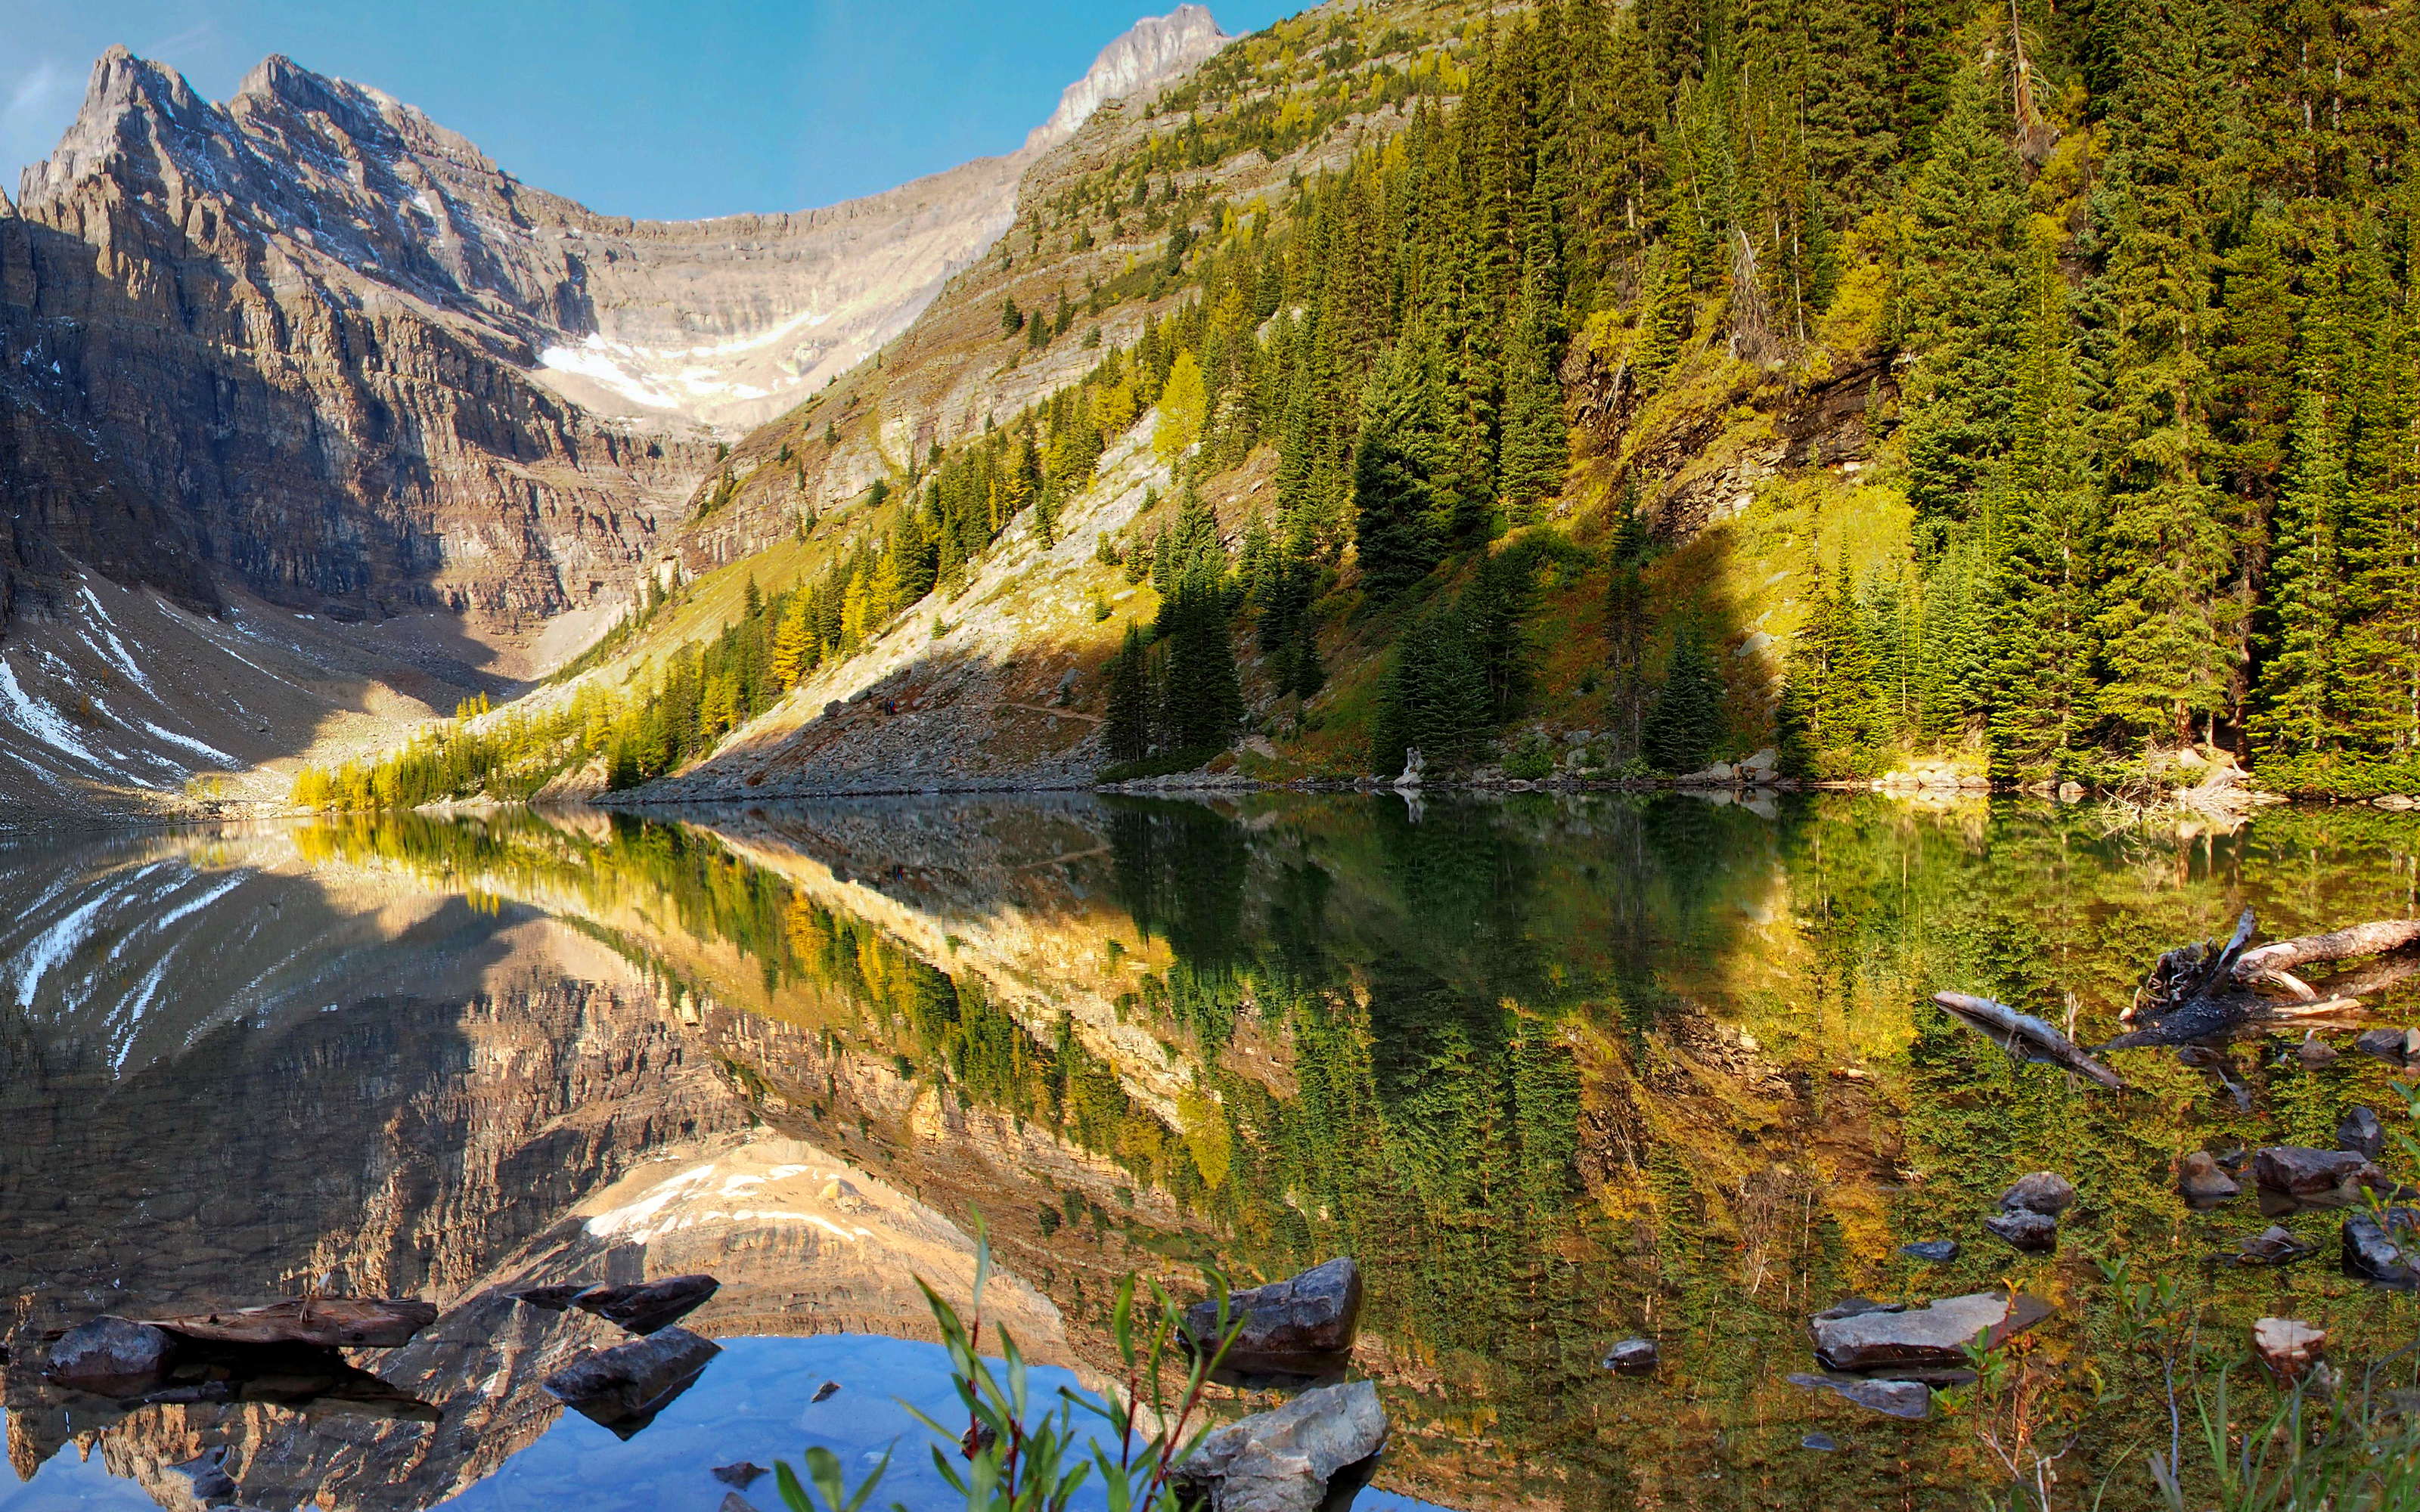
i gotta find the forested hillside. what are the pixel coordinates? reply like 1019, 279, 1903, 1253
301, 0, 2420, 807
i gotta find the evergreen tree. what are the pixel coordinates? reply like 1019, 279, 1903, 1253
1105, 624, 1152, 763
1643, 629, 1725, 773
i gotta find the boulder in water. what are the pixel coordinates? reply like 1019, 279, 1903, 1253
1169, 1379, 1386, 1512
542, 1327, 721, 1438
2178, 1151, 2241, 1204
2252, 1318, 2327, 1382
2236, 1225, 2318, 1266
140, 1298, 436, 1350
2253, 1146, 2375, 1198
2344, 1210, 2420, 1285
44, 1316, 174, 1392
1811, 1291, 2052, 1374
574, 1275, 720, 1336
2338, 1107, 2387, 1161
1601, 1338, 1658, 1374
1184, 1258, 1361, 1381
1900, 1240, 1959, 1264
2357, 1027, 2408, 1064
1999, 1173, 2076, 1216
1786, 1372, 1931, 1420
1985, 1210, 2059, 1253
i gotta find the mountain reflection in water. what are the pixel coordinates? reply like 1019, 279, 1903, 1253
4, 794, 2420, 1510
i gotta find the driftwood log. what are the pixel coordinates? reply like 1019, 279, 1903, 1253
1932, 993, 2127, 1090
2108, 909, 2420, 1049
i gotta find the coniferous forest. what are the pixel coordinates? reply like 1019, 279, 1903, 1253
300, 0, 2420, 806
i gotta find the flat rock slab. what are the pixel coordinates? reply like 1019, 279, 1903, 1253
574, 1274, 720, 1336
543, 1326, 721, 1439
1787, 1372, 1931, 1420
1900, 1240, 1959, 1263
1184, 1257, 1361, 1379
140, 1299, 437, 1351
1171, 1378, 1386, 1512
2255, 1146, 2375, 1197
1812, 1291, 2052, 1374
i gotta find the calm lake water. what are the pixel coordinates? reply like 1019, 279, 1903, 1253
5, 793, 2420, 1510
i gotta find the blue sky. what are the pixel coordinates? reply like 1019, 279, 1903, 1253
0, 2, 1292, 221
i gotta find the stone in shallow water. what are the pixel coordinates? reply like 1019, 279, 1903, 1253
1602, 1338, 1658, 1374
575, 1274, 720, 1336
1811, 1291, 2052, 1374
2236, 1225, 2317, 1265
1999, 1172, 2076, 1216
2254, 1145, 2375, 1198
2357, 1027, 2409, 1064
44, 1315, 172, 1391
1985, 1210, 2059, 1253
1787, 1373, 1930, 1420
1183, 1257, 1361, 1380
542, 1327, 721, 1439
712, 1462, 767, 1489
2338, 1106, 2386, 1161
811, 1379, 839, 1402
1169, 1379, 1386, 1512
510, 1284, 591, 1312
1801, 1433, 1838, 1452
2344, 1209, 2420, 1285
1900, 1240, 1959, 1263
1812, 1297, 1904, 1322
2252, 1318, 2327, 1381
2298, 1035, 2340, 1067
142, 1297, 437, 1349
2178, 1151, 2241, 1204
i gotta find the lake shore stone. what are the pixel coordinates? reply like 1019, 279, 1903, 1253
1602, 1338, 1658, 1374
575, 1274, 720, 1336
1985, 1210, 2059, 1253
45, 1316, 174, 1391
1900, 1240, 1959, 1263
2000, 1173, 2076, 1216
542, 1327, 721, 1438
2338, 1107, 2386, 1161
2357, 1027, 2409, 1064
2253, 1318, 2327, 1381
1787, 1372, 1931, 1420
2254, 1145, 2375, 1198
1811, 1290, 2052, 1374
2238, 1225, 2318, 1266
2179, 1151, 2242, 1204
2344, 1209, 2420, 1284
1184, 1258, 1362, 1379
1170, 1379, 1386, 1512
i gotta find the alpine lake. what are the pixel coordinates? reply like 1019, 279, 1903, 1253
6, 790, 2420, 1512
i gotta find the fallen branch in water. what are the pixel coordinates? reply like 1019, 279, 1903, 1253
2234, 919, 2420, 981
1932, 993, 2127, 1091
2113, 909, 2420, 1048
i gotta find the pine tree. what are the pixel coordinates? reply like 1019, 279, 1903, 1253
1643, 629, 1725, 773
1105, 624, 1151, 763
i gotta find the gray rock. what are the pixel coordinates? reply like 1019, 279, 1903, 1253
2298, 1035, 2340, 1067
1900, 1240, 1959, 1263
542, 1326, 721, 1438
45, 1315, 174, 1391
2254, 1145, 2375, 1197
2344, 1209, 2420, 1285
2338, 1107, 2387, 1161
510, 1283, 591, 1312
574, 1273, 719, 1335
1801, 1433, 1838, 1452
719, 1498, 759, 1512
2237, 1225, 2318, 1266
712, 1462, 768, 1489
1812, 1297, 1903, 1322
1184, 1258, 1362, 1380
1999, 1172, 2076, 1216
1170, 1379, 1387, 1512
2358, 1027, 2408, 1064
2178, 1151, 2242, 1204
1985, 1210, 2060, 1253
1810, 1291, 2053, 1374
1602, 1338, 1658, 1374
1787, 1372, 1931, 1420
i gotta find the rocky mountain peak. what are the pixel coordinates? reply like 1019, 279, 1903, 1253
17, 45, 214, 208
1026, 5, 1231, 152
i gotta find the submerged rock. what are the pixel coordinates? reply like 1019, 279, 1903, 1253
2357, 1027, 2408, 1064
1787, 1372, 1931, 1420
1999, 1173, 2077, 1216
2252, 1318, 2327, 1381
2253, 1146, 2376, 1198
1985, 1210, 2060, 1253
2298, 1034, 2340, 1067
1811, 1291, 2052, 1374
1801, 1433, 1838, 1452
1184, 1258, 1362, 1380
509, 1284, 591, 1312
811, 1380, 839, 1402
2344, 1209, 2420, 1285
712, 1463, 768, 1489
575, 1274, 720, 1336
542, 1327, 721, 1439
2237, 1225, 2319, 1266
45, 1316, 173, 1392
2338, 1107, 2387, 1162
1900, 1240, 1959, 1264
1602, 1338, 1658, 1374
1169, 1379, 1386, 1512
2178, 1151, 2242, 1204
1812, 1297, 1904, 1322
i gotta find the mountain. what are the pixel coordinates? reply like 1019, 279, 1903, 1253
0, 9, 1230, 811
